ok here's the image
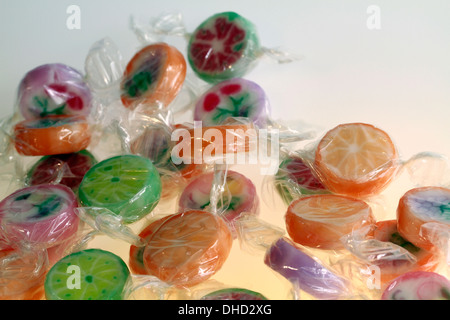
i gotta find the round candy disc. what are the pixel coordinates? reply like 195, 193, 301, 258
142, 210, 233, 287
314, 123, 399, 198
370, 219, 439, 285
397, 186, 450, 251
121, 43, 186, 109
44, 248, 130, 300
188, 12, 261, 83
25, 150, 97, 191
129, 215, 170, 275
275, 155, 328, 205
17, 63, 92, 120
381, 271, 450, 300
285, 194, 375, 250
194, 78, 270, 127
14, 115, 91, 156
178, 170, 259, 235
78, 154, 161, 224
200, 288, 267, 300
0, 184, 79, 245
264, 237, 349, 300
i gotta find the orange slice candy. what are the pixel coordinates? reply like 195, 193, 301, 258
314, 123, 399, 198
285, 194, 376, 250
121, 43, 186, 109
142, 210, 233, 287
397, 186, 450, 251
14, 115, 91, 156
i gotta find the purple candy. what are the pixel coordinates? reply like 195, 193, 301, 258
264, 237, 349, 300
17, 63, 92, 119
193, 78, 270, 128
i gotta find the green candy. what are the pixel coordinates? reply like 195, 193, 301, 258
78, 154, 161, 224
44, 249, 131, 300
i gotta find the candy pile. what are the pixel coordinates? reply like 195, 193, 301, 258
0, 11, 449, 300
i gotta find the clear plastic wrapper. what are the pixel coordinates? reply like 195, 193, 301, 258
178, 169, 260, 237
193, 77, 271, 128
380, 271, 450, 300
120, 42, 187, 111
0, 184, 80, 247
24, 149, 97, 192
15, 63, 93, 120
285, 194, 376, 250
396, 186, 450, 251
130, 209, 233, 288
341, 220, 441, 289
13, 115, 92, 156
264, 237, 351, 300
0, 241, 48, 300
77, 154, 162, 225
131, 11, 302, 84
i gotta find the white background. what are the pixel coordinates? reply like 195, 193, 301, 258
0, 0, 449, 300
1, 0, 449, 159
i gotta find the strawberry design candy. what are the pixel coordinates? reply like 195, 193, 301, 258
194, 78, 270, 127
17, 64, 92, 119
188, 12, 261, 83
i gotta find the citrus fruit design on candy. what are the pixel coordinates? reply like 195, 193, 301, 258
314, 123, 399, 198
44, 249, 131, 300
178, 170, 259, 236
200, 288, 268, 300
78, 154, 161, 224
25, 150, 97, 191
275, 155, 328, 205
0, 184, 79, 246
142, 210, 233, 287
14, 115, 91, 156
17, 63, 92, 120
397, 186, 450, 251
188, 12, 261, 83
194, 78, 270, 127
285, 194, 375, 250
368, 219, 440, 285
121, 43, 186, 109
381, 271, 450, 300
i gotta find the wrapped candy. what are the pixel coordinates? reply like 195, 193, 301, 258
381, 271, 450, 300
131, 11, 301, 85
78, 154, 162, 224
25, 150, 97, 192
13, 115, 91, 156
193, 78, 270, 127
274, 153, 329, 205
397, 186, 450, 251
0, 184, 79, 247
131, 210, 232, 287
0, 242, 48, 300
178, 170, 259, 236
16, 63, 92, 120
285, 194, 376, 250
264, 237, 350, 300
312, 122, 400, 198
187, 12, 261, 83
44, 248, 131, 300
342, 219, 441, 287
121, 43, 186, 110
